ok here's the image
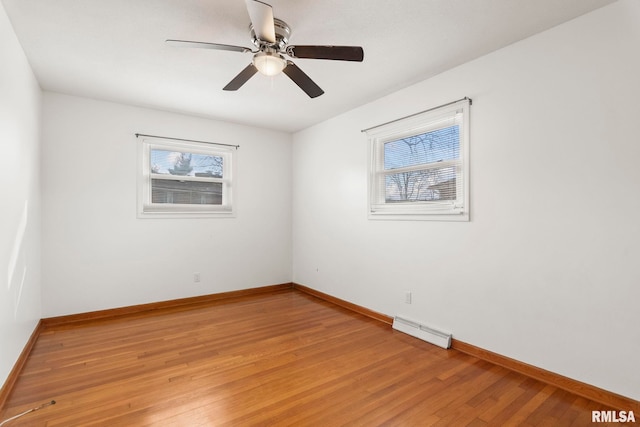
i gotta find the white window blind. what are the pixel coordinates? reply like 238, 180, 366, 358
137, 136, 236, 218
366, 98, 470, 221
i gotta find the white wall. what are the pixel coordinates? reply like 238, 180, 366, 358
292, 0, 640, 401
0, 1, 42, 387
42, 93, 292, 317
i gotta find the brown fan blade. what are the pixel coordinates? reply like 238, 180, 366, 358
166, 39, 252, 53
223, 64, 259, 91
286, 45, 364, 62
245, 0, 276, 43
282, 61, 324, 98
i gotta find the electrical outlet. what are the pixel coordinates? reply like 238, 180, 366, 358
404, 291, 412, 304
194, 273, 201, 283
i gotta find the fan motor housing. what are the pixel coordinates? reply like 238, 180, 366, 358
250, 18, 291, 50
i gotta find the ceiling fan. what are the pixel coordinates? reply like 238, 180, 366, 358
167, 0, 364, 98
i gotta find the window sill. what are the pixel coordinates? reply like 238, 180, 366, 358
368, 211, 469, 222
137, 207, 235, 219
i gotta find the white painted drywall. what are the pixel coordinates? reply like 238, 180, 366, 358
0, 1, 42, 388
292, 0, 640, 400
41, 94, 292, 317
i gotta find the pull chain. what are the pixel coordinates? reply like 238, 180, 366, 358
0, 400, 56, 426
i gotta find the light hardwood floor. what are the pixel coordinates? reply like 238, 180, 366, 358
0, 289, 631, 426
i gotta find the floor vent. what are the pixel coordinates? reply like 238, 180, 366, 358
392, 316, 451, 349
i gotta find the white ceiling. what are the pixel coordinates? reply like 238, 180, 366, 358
3, 0, 615, 133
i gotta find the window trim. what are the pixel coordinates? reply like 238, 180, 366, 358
137, 136, 237, 218
366, 98, 470, 221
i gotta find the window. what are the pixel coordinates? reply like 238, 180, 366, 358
366, 98, 470, 221
137, 136, 236, 218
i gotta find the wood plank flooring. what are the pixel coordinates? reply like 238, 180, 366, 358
0, 289, 632, 426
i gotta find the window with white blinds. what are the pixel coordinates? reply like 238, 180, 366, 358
137, 137, 236, 218
366, 98, 470, 221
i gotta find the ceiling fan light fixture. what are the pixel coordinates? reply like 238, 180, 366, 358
168, 1, 363, 97
253, 51, 287, 76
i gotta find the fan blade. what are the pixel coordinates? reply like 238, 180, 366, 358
223, 64, 258, 91
166, 39, 252, 53
282, 61, 324, 98
287, 45, 364, 62
245, 0, 276, 43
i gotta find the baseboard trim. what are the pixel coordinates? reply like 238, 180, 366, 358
293, 283, 393, 325
41, 283, 294, 328
4, 283, 638, 415
2, 284, 293, 412
451, 339, 639, 413
0, 320, 44, 411
293, 283, 638, 412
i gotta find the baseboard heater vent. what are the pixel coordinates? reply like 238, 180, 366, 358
392, 316, 451, 349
